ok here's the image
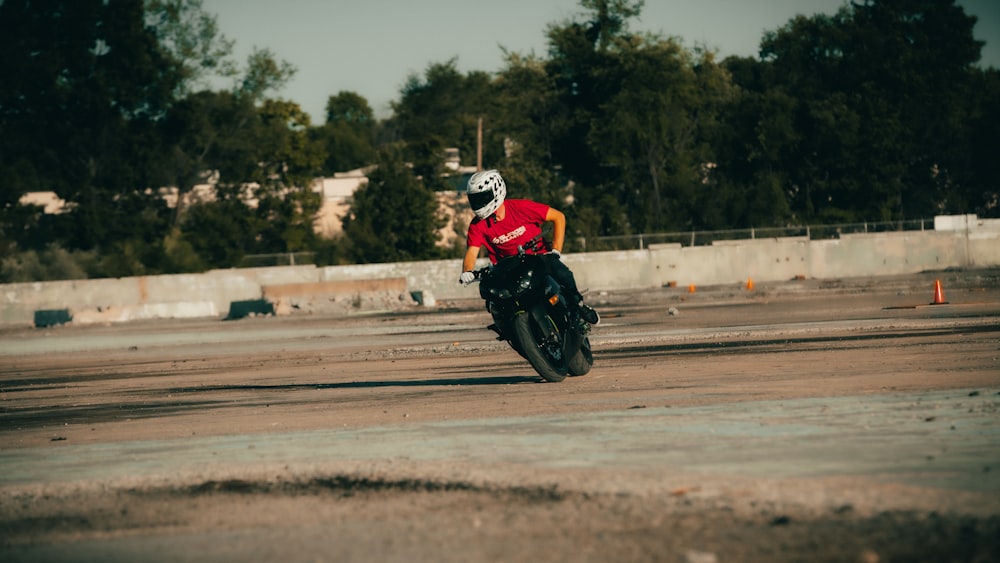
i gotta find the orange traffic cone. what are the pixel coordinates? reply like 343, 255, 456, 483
688, 283, 696, 293
746, 278, 755, 290
930, 280, 948, 305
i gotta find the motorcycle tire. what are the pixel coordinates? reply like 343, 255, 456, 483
512, 313, 568, 382
567, 336, 593, 376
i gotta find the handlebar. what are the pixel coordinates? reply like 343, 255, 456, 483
462, 236, 551, 285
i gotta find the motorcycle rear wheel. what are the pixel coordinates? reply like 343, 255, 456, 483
513, 313, 568, 382
567, 336, 593, 376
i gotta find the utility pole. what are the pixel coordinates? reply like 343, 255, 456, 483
477, 116, 483, 171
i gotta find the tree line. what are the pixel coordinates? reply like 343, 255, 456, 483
1, 0, 996, 282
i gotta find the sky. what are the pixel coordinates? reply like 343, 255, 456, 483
201, 0, 1000, 123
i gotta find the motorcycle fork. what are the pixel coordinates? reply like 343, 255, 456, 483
528, 292, 570, 347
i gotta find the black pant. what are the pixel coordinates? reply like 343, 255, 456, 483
541, 254, 584, 307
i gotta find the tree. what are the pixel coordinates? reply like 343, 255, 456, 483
179, 197, 254, 268
144, 0, 237, 96
391, 60, 500, 187
541, 0, 645, 189
326, 91, 375, 126
0, 0, 182, 257
0, 0, 306, 277
341, 151, 444, 263
310, 91, 376, 174
245, 99, 324, 254
755, 0, 985, 221
158, 45, 297, 215
493, 52, 573, 203
591, 39, 734, 232
579, 0, 644, 49
170, 96, 324, 267
712, 63, 798, 227
152, 24, 306, 269
237, 47, 297, 103
959, 68, 1000, 217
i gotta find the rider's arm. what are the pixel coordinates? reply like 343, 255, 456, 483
545, 207, 566, 253
462, 245, 481, 272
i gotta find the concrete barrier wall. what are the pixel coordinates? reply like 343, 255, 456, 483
2, 215, 998, 327
808, 231, 965, 279
970, 232, 1000, 266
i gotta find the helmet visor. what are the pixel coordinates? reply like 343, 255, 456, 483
468, 189, 495, 213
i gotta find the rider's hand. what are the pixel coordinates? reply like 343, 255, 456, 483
548, 249, 561, 259
459, 271, 476, 285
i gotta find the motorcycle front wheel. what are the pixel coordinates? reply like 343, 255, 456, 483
512, 313, 568, 382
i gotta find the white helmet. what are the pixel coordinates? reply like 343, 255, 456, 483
466, 169, 506, 219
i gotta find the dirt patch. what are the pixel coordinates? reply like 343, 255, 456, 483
2, 271, 999, 561
4, 476, 998, 562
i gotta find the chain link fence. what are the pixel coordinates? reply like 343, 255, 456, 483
237, 221, 937, 262
574, 219, 935, 252
239, 252, 316, 267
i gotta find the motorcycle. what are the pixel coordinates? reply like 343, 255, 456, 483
470, 241, 594, 382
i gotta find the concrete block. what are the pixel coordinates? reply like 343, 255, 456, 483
34, 309, 72, 328
226, 299, 275, 320
410, 290, 437, 307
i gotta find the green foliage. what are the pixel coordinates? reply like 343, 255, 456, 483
391, 60, 501, 180
253, 99, 323, 187
312, 91, 376, 174
959, 68, 1000, 216
164, 94, 324, 267
310, 237, 351, 267
162, 227, 207, 273
179, 198, 253, 267
494, 54, 560, 168
341, 151, 445, 263
0, 246, 90, 283
144, 0, 237, 95
237, 47, 296, 103
747, 0, 987, 222
311, 121, 376, 174
500, 156, 569, 210
157, 90, 258, 198
2, 0, 997, 284
325, 91, 375, 126
0, 0, 180, 231
590, 39, 733, 232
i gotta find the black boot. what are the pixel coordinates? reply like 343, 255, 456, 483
578, 302, 600, 325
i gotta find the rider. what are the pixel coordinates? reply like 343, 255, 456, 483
459, 169, 600, 325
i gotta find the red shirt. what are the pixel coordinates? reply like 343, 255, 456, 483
466, 199, 551, 264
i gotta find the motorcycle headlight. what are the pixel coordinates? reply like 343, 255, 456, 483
515, 269, 533, 294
